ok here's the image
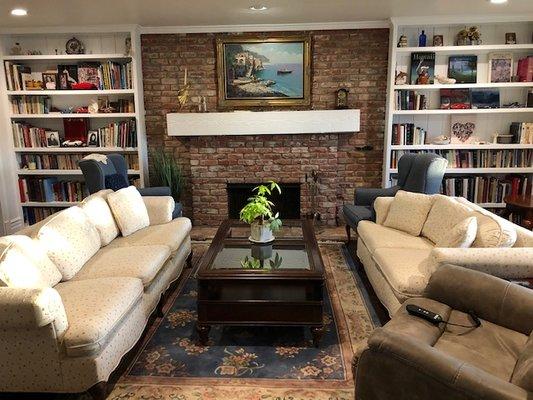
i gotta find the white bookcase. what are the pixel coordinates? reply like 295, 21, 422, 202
384, 16, 533, 209
0, 26, 147, 230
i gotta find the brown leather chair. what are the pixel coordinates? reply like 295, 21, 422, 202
354, 264, 533, 400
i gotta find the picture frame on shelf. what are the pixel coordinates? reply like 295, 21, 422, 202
440, 88, 471, 110
45, 131, 60, 148
58, 72, 69, 90
42, 73, 57, 90
450, 116, 478, 144
471, 89, 500, 109
87, 130, 99, 147
505, 33, 517, 45
448, 55, 477, 83
489, 53, 513, 83
432, 35, 444, 47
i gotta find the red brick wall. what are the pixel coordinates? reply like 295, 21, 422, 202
141, 29, 389, 225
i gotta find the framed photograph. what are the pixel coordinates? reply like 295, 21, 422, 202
471, 89, 500, 109
489, 53, 513, 83
450, 116, 478, 144
448, 55, 477, 83
86, 130, 99, 147
57, 64, 78, 89
42, 73, 57, 90
505, 33, 517, 45
216, 36, 311, 107
58, 72, 69, 90
45, 131, 60, 147
432, 35, 444, 46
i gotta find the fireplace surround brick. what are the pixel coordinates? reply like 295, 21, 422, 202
141, 29, 389, 225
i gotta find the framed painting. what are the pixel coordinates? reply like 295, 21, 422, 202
216, 36, 311, 107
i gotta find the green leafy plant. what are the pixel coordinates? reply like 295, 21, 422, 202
151, 149, 184, 202
239, 181, 282, 231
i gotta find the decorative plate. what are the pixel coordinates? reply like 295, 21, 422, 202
66, 37, 84, 54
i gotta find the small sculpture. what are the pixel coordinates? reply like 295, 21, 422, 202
10, 42, 22, 55
124, 38, 132, 56
397, 35, 408, 47
431, 135, 451, 145
177, 67, 190, 110
395, 71, 408, 85
88, 99, 99, 114
435, 75, 456, 84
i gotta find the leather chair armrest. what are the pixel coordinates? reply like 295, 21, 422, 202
142, 196, 175, 225
356, 328, 529, 400
426, 264, 533, 335
355, 186, 398, 206
138, 186, 172, 197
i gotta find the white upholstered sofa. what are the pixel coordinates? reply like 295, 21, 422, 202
356, 192, 533, 316
0, 188, 192, 398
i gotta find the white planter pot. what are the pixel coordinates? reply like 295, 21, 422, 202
250, 222, 274, 243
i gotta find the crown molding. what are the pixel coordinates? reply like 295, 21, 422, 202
390, 14, 533, 26
140, 20, 390, 34
0, 24, 140, 35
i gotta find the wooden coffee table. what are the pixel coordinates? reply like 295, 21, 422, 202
196, 219, 325, 346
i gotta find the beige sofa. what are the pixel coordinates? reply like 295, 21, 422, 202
0, 189, 192, 398
357, 194, 533, 316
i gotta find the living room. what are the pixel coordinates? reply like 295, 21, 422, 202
0, 1, 532, 399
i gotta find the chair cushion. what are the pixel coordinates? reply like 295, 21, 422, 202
343, 204, 373, 228
383, 190, 434, 236
511, 335, 533, 392
0, 235, 61, 287
37, 207, 101, 281
107, 217, 192, 252
357, 221, 434, 254
105, 173, 129, 191
80, 196, 119, 246
72, 245, 171, 287
372, 248, 433, 299
107, 186, 150, 237
55, 277, 143, 357
436, 216, 477, 248
421, 195, 473, 244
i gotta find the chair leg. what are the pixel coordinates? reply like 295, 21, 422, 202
88, 381, 108, 400
345, 225, 351, 244
186, 251, 194, 269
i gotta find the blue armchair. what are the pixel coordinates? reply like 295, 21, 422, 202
343, 153, 447, 242
79, 153, 182, 218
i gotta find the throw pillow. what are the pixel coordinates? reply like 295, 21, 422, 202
38, 207, 101, 281
472, 212, 517, 248
81, 196, 119, 246
421, 195, 473, 244
383, 190, 434, 236
436, 216, 477, 248
105, 173, 129, 191
107, 186, 150, 237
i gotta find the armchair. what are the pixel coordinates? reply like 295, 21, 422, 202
343, 153, 447, 241
354, 264, 533, 400
79, 154, 182, 218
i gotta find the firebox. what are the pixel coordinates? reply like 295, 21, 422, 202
226, 182, 301, 220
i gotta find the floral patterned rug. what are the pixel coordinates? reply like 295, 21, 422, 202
106, 242, 380, 400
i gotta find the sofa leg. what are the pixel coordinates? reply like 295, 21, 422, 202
156, 296, 165, 318
345, 225, 351, 244
88, 381, 108, 400
186, 251, 193, 269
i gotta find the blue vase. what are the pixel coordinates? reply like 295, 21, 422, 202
419, 30, 427, 47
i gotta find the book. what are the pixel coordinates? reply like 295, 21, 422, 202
440, 89, 471, 109
517, 56, 533, 82
448, 55, 477, 83
77, 62, 100, 87
489, 53, 513, 83
410, 52, 435, 85
471, 89, 500, 109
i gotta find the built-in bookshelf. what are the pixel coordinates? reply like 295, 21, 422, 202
384, 17, 533, 210
0, 28, 147, 229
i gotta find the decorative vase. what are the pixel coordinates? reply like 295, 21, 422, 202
251, 243, 273, 260
250, 221, 274, 243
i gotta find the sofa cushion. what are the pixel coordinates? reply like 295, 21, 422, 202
511, 336, 533, 392
0, 235, 61, 287
107, 186, 150, 237
55, 277, 143, 357
383, 190, 434, 236
436, 216, 477, 248
72, 245, 171, 288
107, 217, 192, 252
422, 195, 473, 244
358, 220, 434, 254
37, 207, 101, 281
80, 195, 119, 246
372, 248, 433, 299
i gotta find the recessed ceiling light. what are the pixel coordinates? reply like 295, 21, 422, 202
489, 0, 507, 4
11, 8, 28, 16
249, 5, 268, 11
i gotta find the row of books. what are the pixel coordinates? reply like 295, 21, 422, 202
23, 208, 59, 225
19, 154, 139, 170
11, 96, 51, 114
12, 122, 50, 147
394, 90, 428, 110
391, 149, 532, 169
93, 120, 138, 148
391, 124, 427, 145
441, 175, 531, 205
19, 178, 87, 203
510, 122, 533, 144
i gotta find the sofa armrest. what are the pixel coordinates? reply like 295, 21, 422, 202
138, 186, 171, 197
426, 264, 533, 335
356, 328, 529, 400
354, 186, 399, 206
373, 197, 394, 225
429, 247, 533, 279
0, 287, 68, 331
143, 196, 175, 225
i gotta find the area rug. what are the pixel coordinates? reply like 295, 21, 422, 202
106, 242, 381, 400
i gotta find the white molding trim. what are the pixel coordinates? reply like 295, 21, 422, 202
0, 24, 139, 35
390, 14, 533, 26
140, 20, 390, 34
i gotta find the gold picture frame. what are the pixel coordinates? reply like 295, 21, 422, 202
216, 35, 311, 108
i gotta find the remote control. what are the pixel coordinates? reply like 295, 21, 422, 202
406, 304, 443, 325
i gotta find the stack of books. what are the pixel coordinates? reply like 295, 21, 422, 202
23, 208, 58, 225
10, 96, 51, 114
391, 123, 427, 145
12, 122, 50, 147
92, 120, 137, 148
19, 154, 139, 170
18, 178, 86, 203
395, 90, 427, 110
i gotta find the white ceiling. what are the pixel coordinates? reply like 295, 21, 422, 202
0, 0, 531, 29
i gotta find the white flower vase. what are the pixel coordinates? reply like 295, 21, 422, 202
250, 221, 274, 243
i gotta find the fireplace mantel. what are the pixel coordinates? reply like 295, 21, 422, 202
166, 109, 360, 136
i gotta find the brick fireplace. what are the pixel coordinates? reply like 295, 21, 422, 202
141, 29, 389, 225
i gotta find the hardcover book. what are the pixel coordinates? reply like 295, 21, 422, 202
489, 53, 513, 83
410, 52, 435, 84
77, 62, 101, 87
471, 89, 500, 109
440, 89, 471, 109
448, 55, 477, 83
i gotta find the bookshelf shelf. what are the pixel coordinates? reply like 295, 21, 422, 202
477, 203, 506, 209
10, 113, 137, 119
13, 147, 138, 153
390, 168, 532, 174
17, 169, 140, 176
1, 54, 131, 62
394, 82, 533, 90
395, 44, 533, 54
391, 144, 533, 150
7, 89, 135, 96
21, 201, 79, 207
392, 108, 533, 115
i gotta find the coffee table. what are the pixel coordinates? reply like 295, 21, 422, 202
196, 219, 325, 346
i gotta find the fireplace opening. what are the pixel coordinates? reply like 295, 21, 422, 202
227, 182, 301, 220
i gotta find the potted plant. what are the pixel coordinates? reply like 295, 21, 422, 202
151, 149, 184, 202
239, 181, 282, 243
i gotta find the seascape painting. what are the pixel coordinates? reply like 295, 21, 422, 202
216, 37, 311, 107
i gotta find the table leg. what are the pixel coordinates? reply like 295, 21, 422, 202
196, 322, 211, 345
310, 325, 325, 347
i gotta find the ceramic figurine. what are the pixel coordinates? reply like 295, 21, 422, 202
10, 42, 22, 55
124, 37, 132, 56
435, 75, 456, 84
397, 35, 408, 47
418, 30, 427, 47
